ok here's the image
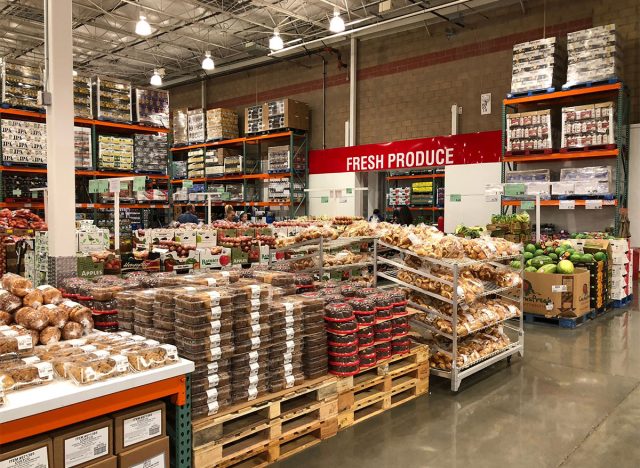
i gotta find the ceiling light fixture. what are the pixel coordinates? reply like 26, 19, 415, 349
135, 14, 152, 36
202, 51, 215, 70
329, 9, 345, 33
150, 69, 162, 86
269, 28, 284, 51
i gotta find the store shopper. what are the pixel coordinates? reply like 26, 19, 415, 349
369, 209, 384, 222
177, 204, 199, 224
224, 204, 237, 222
238, 211, 249, 224
398, 205, 414, 226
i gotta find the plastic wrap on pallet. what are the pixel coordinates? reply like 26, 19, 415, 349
98, 135, 133, 170
1, 60, 43, 110
172, 108, 188, 146
94, 76, 132, 122
510, 37, 566, 94
73, 74, 93, 119
1, 119, 47, 164
206, 108, 238, 140
134, 133, 167, 173
565, 24, 623, 88
135, 88, 169, 128
561, 102, 616, 149
74, 126, 92, 169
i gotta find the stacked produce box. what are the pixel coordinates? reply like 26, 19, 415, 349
1, 119, 47, 165
609, 238, 632, 302
134, 88, 169, 128
0, 61, 42, 110
506, 109, 555, 153
223, 151, 242, 175
206, 108, 238, 141
505, 169, 550, 198
98, 135, 134, 171
187, 148, 205, 179
557, 166, 612, 196
187, 109, 205, 144
2, 173, 47, 202
134, 133, 167, 173
94, 77, 132, 122
565, 24, 622, 88
411, 181, 434, 206
74, 127, 92, 169
245, 104, 264, 134
510, 37, 566, 94
73, 74, 93, 119
204, 149, 224, 177
172, 108, 188, 146
267, 145, 290, 173
561, 102, 615, 149
387, 187, 410, 207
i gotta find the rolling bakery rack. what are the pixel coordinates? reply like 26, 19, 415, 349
0, 359, 194, 468
376, 241, 524, 391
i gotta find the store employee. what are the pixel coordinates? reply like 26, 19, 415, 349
177, 204, 199, 224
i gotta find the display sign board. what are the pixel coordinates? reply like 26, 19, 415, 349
309, 131, 501, 174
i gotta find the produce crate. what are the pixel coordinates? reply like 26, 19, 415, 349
336, 344, 429, 430
192, 376, 338, 467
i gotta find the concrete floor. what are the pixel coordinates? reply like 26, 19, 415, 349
276, 300, 640, 468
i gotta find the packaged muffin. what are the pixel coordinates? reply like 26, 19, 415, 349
357, 330, 375, 348
375, 343, 392, 360
67, 355, 130, 384
88, 285, 122, 301
133, 290, 157, 311
174, 319, 233, 338
234, 336, 271, 354
2, 361, 54, 389
174, 307, 229, 326
358, 348, 377, 368
234, 322, 271, 341
234, 282, 272, 301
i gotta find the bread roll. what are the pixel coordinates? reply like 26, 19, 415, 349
1, 273, 33, 297
15, 306, 48, 332
23, 289, 44, 308
62, 321, 83, 340
69, 307, 93, 330
39, 326, 62, 345
37, 285, 63, 305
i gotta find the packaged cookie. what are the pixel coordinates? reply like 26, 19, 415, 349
174, 318, 233, 338
0, 327, 34, 356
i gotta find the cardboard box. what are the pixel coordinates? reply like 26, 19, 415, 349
112, 401, 166, 454
84, 455, 117, 467
264, 98, 310, 132
198, 247, 231, 269
148, 229, 175, 245
52, 417, 113, 468
76, 255, 105, 279
523, 268, 590, 317
160, 250, 199, 273
196, 230, 217, 248
0, 436, 53, 468
120, 252, 161, 273
117, 436, 169, 468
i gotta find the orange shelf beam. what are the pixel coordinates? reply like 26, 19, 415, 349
0, 108, 46, 119
0, 201, 45, 209
502, 148, 618, 163
0, 375, 186, 444
501, 199, 618, 207
170, 132, 295, 152
386, 173, 445, 181
243, 173, 292, 180
0, 166, 47, 174
0, 166, 168, 180
504, 82, 622, 105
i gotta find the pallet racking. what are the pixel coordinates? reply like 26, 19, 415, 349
501, 82, 630, 235
169, 131, 308, 221
382, 170, 445, 224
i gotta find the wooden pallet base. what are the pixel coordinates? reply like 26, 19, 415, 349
523, 310, 596, 328
337, 345, 430, 430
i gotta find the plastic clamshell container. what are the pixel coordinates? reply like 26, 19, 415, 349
152, 315, 175, 330
132, 308, 153, 325
115, 291, 136, 308
252, 271, 296, 287
233, 310, 271, 329
89, 285, 122, 301
118, 308, 134, 320
133, 290, 157, 311
174, 306, 232, 326
269, 352, 303, 369
269, 373, 304, 392
231, 385, 268, 403
179, 333, 233, 351
175, 319, 233, 338
192, 400, 231, 418
66, 355, 130, 384
234, 322, 271, 340
192, 384, 231, 407
144, 328, 175, 344
269, 340, 303, 356
122, 344, 178, 370
234, 336, 272, 354
0, 330, 34, 357
269, 301, 303, 320
191, 371, 231, 393
174, 288, 236, 310
181, 344, 234, 363
271, 327, 302, 344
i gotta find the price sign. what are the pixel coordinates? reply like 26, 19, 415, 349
133, 176, 146, 192
346, 188, 353, 194
521, 201, 535, 211
97, 180, 109, 193
504, 184, 526, 197
88, 180, 98, 194
449, 194, 461, 202
12, 189, 21, 196
182, 180, 193, 189
109, 179, 120, 193
559, 200, 576, 210
321, 196, 329, 204
220, 192, 230, 201
120, 181, 129, 191
32, 191, 38, 199
585, 200, 603, 210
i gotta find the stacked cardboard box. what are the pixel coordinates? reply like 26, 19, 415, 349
561, 102, 615, 149
245, 104, 264, 134
74, 74, 93, 119
135, 88, 170, 128
1, 61, 43, 110
94, 76, 132, 122
187, 148, 205, 179
387, 187, 410, 206
204, 149, 224, 176
172, 108, 188, 146
511, 37, 565, 94
98, 135, 133, 171
506, 109, 556, 152
267, 145, 290, 172
609, 238, 632, 301
206, 108, 238, 140
134, 133, 167, 173
187, 108, 206, 144
1, 119, 47, 165
559, 166, 612, 196
565, 24, 622, 88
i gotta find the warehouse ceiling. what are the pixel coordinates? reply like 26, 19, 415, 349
0, 0, 513, 86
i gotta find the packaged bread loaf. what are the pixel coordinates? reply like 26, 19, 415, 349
1, 273, 33, 297
0, 289, 22, 312
38, 304, 68, 328
37, 285, 63, 304
0, 311, 11, 326
39, 326, 62, 345
62, 321, 84, 340
22, 289, 44, 308
60, 301, 94, 331
15, 307, 48, 332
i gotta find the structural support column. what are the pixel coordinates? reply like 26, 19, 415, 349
349, 37, 365, 216
45, 0, 77, 283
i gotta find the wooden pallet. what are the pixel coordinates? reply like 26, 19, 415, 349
337, 345, 430, 430
193, 376, 337, 467
523, 310, 596, 329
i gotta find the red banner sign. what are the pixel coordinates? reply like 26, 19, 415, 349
309, 131, 501, 174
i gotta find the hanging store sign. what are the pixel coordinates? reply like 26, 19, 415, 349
309, 131, 501, 174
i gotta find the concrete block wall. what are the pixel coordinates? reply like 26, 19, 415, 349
168, 0, 639, 150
